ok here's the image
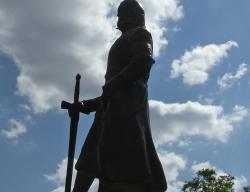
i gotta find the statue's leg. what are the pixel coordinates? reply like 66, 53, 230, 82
98, 180, 155, 192
72, 171, 94, 192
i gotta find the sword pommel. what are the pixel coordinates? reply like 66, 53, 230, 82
76, 74, 81, 81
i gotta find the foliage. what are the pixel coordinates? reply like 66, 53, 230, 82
182, 168, 234, 192
244, 186, 250, 192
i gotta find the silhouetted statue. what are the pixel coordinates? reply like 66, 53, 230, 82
71, 0, 167, 191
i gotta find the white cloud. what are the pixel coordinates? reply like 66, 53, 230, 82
170, 41, 238, 86
149, 100, 248, 145
177, 139, 191, 147
218, 63, 248, 90
45, 158, 74, 187
143, 0, 184, 56
1, 119, 27, 139
234, 176, 248, 192
158, 150, 186, 182
157, 150, 186, 192
192, 161, 213, 173
0, 0, 183, 113
155, 150, 187, 192
198, 95, 215, 105
18, 103, 32, 111
166, 181, 184, 192
192, 161, 232, 178
192, 161, 248, 192
45, 158, 99, 192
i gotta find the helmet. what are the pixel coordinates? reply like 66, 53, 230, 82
117, 0, 145, 32
118, 0, 144, 17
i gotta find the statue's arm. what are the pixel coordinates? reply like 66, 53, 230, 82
80, 96, 102, 114
67, 97, 101, 117
103, 28, 154, 94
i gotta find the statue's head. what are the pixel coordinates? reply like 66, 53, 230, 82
117, 0, 145, 33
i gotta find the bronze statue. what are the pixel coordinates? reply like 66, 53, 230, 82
69, 0, 167, 191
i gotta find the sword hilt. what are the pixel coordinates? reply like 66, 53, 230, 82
74, 74, 81, 103
61, 74, 81, 110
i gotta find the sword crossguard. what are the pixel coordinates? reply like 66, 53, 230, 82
61, 100, 71, 110
61, 74, 82, 110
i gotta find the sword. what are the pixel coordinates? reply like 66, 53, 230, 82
61, 74, 81, 192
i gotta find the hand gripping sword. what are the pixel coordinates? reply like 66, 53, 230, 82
61, 74, 81, 192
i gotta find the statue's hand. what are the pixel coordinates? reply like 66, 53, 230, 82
68, 101, 90, 117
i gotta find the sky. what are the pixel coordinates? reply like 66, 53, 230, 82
0, 0, 249, 191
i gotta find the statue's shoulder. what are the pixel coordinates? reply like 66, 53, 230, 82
125, 27, 152, 42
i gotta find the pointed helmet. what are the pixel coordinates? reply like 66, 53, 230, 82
117, 0, 145, 31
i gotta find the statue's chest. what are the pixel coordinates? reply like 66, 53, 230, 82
109, 35, 131, 61
106, 35, 132, 80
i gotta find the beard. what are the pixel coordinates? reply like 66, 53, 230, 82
117, 17, 135, 32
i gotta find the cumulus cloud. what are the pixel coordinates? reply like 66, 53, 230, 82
234, 176, 248, 192
192, 161, 248, 192
45, 158, 99, 192
218, 63, 248, 90
45, 159, 75, 187
143, 0, 183, 56
156, 150, 186, 192
158, 150, 186, 182
164, 182, 182, 192
192, 161, 213, 173
170, 41, 238, 86
0, 0, 183, 113
149, 100, 248, 145
1, 118, 27, 139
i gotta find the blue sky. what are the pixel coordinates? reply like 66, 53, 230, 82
0, 0, 249, 191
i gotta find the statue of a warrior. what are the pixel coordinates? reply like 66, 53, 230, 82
71, 0, 167, 191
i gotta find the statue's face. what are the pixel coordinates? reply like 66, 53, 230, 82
117, 0, 145, 32
117, 9, 133, 32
